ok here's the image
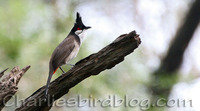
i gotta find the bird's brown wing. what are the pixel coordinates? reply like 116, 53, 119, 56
50, 35, 75, 71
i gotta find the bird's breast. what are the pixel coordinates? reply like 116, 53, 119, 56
65, 41, 80, 63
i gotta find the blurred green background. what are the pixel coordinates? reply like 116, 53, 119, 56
0, 0, 200, 111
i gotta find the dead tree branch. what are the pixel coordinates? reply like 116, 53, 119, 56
0, 66, 31, 110
16, 30, 141, 111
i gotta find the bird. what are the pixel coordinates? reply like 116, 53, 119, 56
45, 12, 91, 97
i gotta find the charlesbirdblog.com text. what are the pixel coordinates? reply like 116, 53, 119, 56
4, 94, 192, 110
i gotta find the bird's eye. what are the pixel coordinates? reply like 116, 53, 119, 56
77, 28, 81, 30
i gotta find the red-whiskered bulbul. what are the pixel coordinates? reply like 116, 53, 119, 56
45, 12, 91, 97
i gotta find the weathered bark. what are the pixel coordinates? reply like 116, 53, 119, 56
15, 30, 141, 111
0, 66, 31, 110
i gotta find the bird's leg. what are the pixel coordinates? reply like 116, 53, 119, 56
67, 64, 75, 67
59, 67, 65, 74
59, 64, 74, 75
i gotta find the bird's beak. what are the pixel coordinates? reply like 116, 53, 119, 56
85, 26, 91, 29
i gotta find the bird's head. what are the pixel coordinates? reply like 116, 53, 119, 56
72, 12, 91, 35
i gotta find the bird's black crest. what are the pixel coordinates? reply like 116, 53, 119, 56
76, 12, 81, 21
71, 12, 91, 33
75, 12, 83, 25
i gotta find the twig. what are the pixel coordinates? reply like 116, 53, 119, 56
0, 68, 8, 79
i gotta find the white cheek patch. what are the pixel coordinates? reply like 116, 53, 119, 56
75, 30, 82, 35
75, 30, 87, 44
79, 30, 86, 42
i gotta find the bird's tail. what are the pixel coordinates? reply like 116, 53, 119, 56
45, 70, 53, 98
